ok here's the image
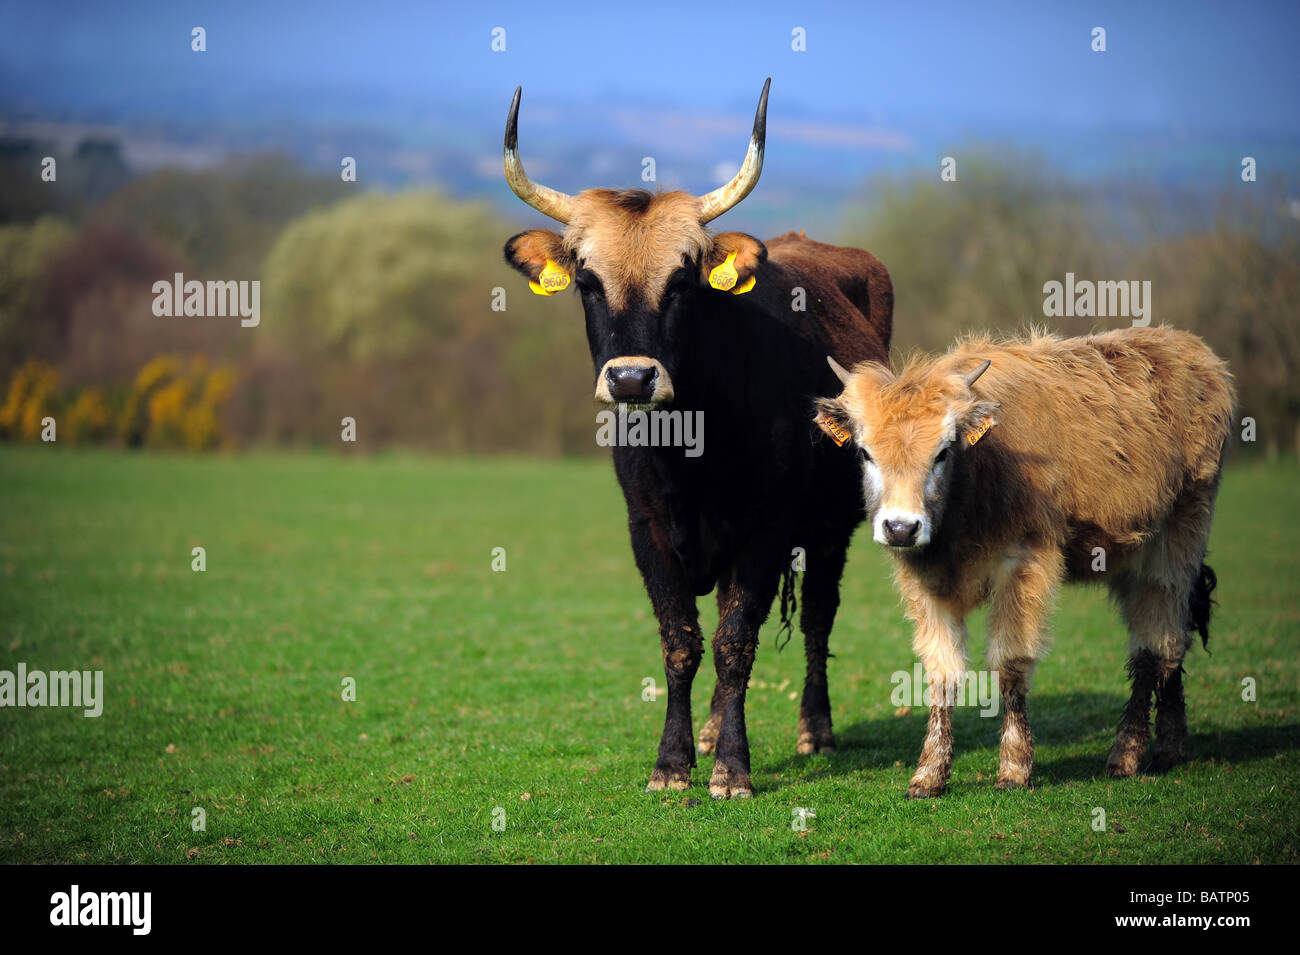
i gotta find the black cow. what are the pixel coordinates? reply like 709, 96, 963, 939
501, 79, 893, 797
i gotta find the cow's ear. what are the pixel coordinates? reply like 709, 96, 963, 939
812, 397, 855, 448
504, 230, 572, 296
703, 233, 766, 295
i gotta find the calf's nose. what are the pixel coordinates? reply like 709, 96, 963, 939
884, 518, 921, 547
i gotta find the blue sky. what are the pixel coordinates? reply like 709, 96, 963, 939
3, 0, 1296, 132
1, 0, 1297, 227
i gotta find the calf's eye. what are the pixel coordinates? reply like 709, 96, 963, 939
934, 447, 950, 466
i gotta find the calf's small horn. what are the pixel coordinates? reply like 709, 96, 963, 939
827, 356, 852, 385
963, 360, 991, 387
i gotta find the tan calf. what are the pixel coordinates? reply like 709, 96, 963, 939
815, 326, 1234, 796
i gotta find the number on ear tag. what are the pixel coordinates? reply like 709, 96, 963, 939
535, 258, 570, 295
709, 251, 739, 291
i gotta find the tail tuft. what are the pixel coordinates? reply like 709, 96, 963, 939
1188, 563, 1217, 651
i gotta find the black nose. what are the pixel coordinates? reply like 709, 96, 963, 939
606, 365, 658, 401
884, 519, 921, 547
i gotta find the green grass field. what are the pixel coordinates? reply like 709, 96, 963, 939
0, 446, 1296, 864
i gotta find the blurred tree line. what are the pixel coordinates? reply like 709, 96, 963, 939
838, 154, 1300, 458
0, 139, 1296, 456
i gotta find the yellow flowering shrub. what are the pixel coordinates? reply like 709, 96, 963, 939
0, 360, 59, 442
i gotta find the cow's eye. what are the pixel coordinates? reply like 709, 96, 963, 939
934, 447, 950, 466
663, 271, 692, 300
859, 447, 872, 463
576, 271, 604, 297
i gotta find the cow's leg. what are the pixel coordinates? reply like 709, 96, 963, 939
902, 588, 968, 798
986, 547, 1060, 790
624, 506, 703, 793
796, 527, 853, 755
707, 564, 781, 799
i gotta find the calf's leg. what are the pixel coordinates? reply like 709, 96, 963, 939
902, 586, 968, 798
1109, 482, 1217, 776
987, 547, 1060, 790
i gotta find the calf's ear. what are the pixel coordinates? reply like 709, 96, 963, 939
703, 233, 767, 294
958, 398, 1000, 447
812, 397, 856, 448
504, 230, 572, 296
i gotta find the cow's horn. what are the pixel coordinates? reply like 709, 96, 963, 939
503, 86, 576, 224
697, 78, 769, 224
963, 360, 991, 387
827, 356, 852, 384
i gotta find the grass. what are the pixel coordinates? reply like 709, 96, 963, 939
0, 446, 1296, 864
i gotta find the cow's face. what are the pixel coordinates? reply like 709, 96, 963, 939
500, 81, 770, 407
815, 358, 996, 550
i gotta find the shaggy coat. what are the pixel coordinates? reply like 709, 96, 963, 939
816, 326, 1234, 796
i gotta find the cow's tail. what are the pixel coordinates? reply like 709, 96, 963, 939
775, 563, 798, 653
1188, 562, 1217, 652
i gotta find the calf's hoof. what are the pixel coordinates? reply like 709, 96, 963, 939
645, 767, 692, 792
1146, 750, 1184, 775
796, 717, 836, 755
994, 776, 1030, 791
907, 774, 947, 799
696, 715, 722, 755
1105, 740, 1147, 778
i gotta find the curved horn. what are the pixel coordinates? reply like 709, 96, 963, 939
503, 86, 576, 224
697, 78, 770, 224
963, 360, 991, 387
827, 355, 852, 385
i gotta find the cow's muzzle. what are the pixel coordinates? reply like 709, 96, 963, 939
595, 357, 675, 405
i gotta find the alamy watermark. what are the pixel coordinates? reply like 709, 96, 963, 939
1043, 272, 1151, 327
0, 664, 103, 717
890, 663, 1000, 716
597, 405, 704, 458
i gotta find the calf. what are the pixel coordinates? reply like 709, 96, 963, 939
814, 327, 1234, 796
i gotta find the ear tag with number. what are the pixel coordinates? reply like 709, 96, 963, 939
531, 258, 570, 296
815, 414, 851, 447
731, 274, 756, 295
708, 251, 739, 291
965, 416, 995, 446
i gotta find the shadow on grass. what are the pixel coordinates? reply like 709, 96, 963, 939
759, 690, 1300, 792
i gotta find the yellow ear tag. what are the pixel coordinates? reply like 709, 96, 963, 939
815, 414, 851, 447
708, 251, 739, 291
965, 416, 995, 446
534, 258, 570, 295
731, 274, 756, 295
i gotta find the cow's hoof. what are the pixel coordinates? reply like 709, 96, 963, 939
645, 767, 692, 792
708, 767, 754, 799
994, 776, 1030, 791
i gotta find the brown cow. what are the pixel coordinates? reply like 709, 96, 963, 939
814, 326, 1234, 796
